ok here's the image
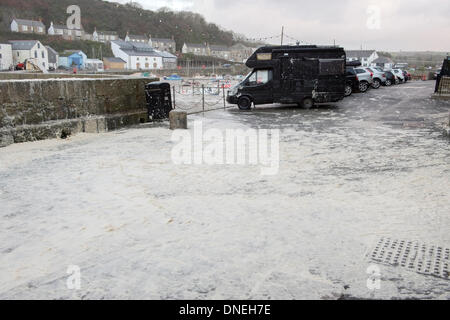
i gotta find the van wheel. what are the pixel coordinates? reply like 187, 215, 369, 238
301, 98, 314, 109
238, 96, 252, 110
345, 85, 353, 97
359, 81, 369, 92
372, 79, 381, 89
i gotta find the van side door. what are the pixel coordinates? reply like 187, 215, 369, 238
244, 69, 273, 105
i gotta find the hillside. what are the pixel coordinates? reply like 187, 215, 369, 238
0, 0, 254, 51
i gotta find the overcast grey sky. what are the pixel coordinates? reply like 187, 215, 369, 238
113, 0, 450, 51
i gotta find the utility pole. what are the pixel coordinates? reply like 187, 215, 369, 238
281, 26, 284, 46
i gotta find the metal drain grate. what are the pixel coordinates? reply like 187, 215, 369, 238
368, 237, 450, 280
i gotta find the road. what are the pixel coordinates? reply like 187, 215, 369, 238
0, 81, 449, 299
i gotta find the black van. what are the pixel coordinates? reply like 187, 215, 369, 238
227, 45, 346, 110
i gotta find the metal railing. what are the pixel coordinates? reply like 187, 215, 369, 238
171, 83, 233, 114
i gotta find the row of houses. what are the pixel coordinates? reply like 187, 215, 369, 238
182, 42, 256, 62
0, 39, 177, 72
10, 18, 177, 52
10, 19, 255, 61
12, 18, 121, 43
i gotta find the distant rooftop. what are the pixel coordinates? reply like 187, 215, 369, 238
104, 57, 126, 63
13, 19, 45, 28
346, 50, 377, 58
9, 40, 39, 50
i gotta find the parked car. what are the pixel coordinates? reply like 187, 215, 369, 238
382, 70, 396, 86
392, 69, 405, 83
345, 67, 360, 97
354, 68, 373, 92
365, 67, 386, 89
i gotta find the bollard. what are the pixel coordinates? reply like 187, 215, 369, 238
169, 110, 188, 130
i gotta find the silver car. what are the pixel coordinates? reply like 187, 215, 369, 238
354, 68, 373, 92
365, 67, 386, 89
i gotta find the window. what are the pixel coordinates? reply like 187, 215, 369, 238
38, 43, 40, 49
42, 51, 45, 58
248, 70, 271, 86
34, 51, 38, 58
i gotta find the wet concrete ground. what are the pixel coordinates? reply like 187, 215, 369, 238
0, 81, 449, 300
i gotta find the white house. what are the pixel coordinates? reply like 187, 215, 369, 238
93, 29, 119, 43
125, 33, 148, 43
9, 40, 49, 71
48, 22, 85, 40
11, 19, 46, 35
371, 57, 395, 70
346, 50, 379, 67
0, 44, 13, 70
111, 40, 163, 70
209, 45, 231, 60
182, 43, 209, 56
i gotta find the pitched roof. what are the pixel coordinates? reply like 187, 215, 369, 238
210, 45, 230, 52
127, 34, 147, 40
13, 19, 45, 28
104, 57, 126, 63
9, 40, 39, 50
184, 43, 207, 49
373, 56, 394, 64
94, 30, 116, 35
157, 51, 177, 59
52, 24, 84, 31
151, 38, 175, 43
346, 50, 377, 58
113, 40, 161, 57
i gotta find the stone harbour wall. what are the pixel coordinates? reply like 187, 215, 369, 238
0, 77, 158, 147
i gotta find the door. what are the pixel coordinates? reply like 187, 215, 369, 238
243, 69, 273, 105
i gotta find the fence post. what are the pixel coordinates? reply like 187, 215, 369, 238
172, 85, 176, 109
202, 84, 205, 113
222, 85, 226, 110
